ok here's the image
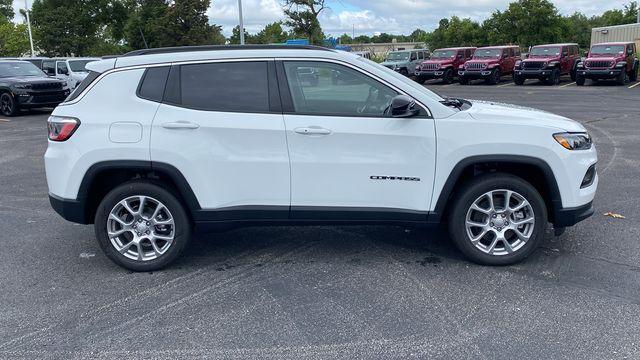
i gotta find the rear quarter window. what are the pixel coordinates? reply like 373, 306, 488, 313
66, 71, 101, 102
137, 66, 170, 102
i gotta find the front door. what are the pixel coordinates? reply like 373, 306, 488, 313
150, 60, 290, 217
278, 60, 437, 220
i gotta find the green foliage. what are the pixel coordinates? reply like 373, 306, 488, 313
0, 0, 13, 21
158, 0, 224, 47
0, 23, 31, 56
254, 22, 289, 44
282, 0, 325, 45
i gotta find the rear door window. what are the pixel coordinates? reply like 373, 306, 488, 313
179, 61, 269, 113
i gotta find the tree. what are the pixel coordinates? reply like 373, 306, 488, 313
158, 0, 225, 46
0, 23, 30, 56
281, 0, 325, 45
123, 0, 170, 50
0, 0, 13, 21
254, 22, 289, 44
338, 33, 352, 44
410, 29, 428, 43
228, 25, 252, 44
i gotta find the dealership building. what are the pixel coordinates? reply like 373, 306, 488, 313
591, 23, 640, 49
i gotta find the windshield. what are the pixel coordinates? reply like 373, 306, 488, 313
386, 52, 409, 61
590, 45, 625, 55
431, 50, 457, 59
68, 60, 96, 72
356, 57, 445, 102
0, 62, 45, 77
530, 46, 561, 57
474, 49, 502, 58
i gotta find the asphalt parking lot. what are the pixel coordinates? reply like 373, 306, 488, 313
1, 78, 639, 359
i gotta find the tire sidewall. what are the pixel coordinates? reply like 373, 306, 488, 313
0, 93, 16, 117
448, 174, 547, 265
94, 181, 191, 271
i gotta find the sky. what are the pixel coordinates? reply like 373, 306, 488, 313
12, 0, 633, 37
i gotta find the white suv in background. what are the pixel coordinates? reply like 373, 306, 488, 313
45, 45, 597, 271
42, 57, 100, 89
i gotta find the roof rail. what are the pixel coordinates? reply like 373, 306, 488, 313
124, 44, 334, 57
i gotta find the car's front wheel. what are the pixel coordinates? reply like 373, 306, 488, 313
0, 92, 19, 117
448, 174, 547, 265
95, 181, 192, 271
487, 69, 501, 85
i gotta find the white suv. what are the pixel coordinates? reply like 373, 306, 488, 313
45, 45, 598, 271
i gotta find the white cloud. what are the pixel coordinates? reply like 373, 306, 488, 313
209, 0, 284, 35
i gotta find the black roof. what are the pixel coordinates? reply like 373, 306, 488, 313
124, 44, 334, 57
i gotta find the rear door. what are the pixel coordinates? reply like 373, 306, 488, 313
150, 60, 291, 217
277, 60, 436, 220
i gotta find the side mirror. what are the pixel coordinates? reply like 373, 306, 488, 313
525, 53, 530, 58
59, 68, 69, 75
562, 52, 568, 57
389, 95, 420, 118
584, 50, 589, 57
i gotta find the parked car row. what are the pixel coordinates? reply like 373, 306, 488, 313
383, 42, 638, 86
22, 57, 100, 90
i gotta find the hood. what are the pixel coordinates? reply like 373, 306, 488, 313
1, 76, 65, 84
465, 100, 585, 132
380, 60, 406, 66
422, 58, 454, 65
524, 55, 559, 62
585, 56, 618, 62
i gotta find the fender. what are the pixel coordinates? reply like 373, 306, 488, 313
429, 155, 562, 223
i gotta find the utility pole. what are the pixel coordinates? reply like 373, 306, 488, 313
25, 0, 35, 57
238, 0, 245, 45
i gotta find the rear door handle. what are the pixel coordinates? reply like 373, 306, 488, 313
161, 121, 200, 130
294, 126, 332, 135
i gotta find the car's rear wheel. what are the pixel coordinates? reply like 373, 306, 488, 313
0, 92, 19, 117
95, 181, 192, 271
487, 69, 500, 85
448, 173, 547, 265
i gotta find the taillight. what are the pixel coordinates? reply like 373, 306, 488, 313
47, 116, 80, 141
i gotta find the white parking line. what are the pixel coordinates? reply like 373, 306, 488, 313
560, 82, 576, 88
0, 119, 10, 122
497, 82, 514, 88
628, 81, 640, 89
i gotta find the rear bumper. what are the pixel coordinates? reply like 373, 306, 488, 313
514, 69, 555, 78
49, 193, 90, 224
554, 201, 594, 227
577, 68, 623, 79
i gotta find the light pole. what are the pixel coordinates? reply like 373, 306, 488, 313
25, 0, 35, 57
238, 0, 245, 45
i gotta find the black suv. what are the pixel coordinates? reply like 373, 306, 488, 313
0, 60, 69, 116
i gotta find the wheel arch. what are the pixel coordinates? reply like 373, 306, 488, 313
78, 160, 200, 224
430, 155, 562, 224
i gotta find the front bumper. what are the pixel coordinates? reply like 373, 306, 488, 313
514, 69, 555, 78
577, 68, 623, 79
458, 69, 492, 78
15, 89, 70, 108
415, 69, 450, 79
554, 201, 594, 227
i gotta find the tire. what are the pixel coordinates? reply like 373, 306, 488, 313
94, 181, 192, 271
459, 76, 469, 85
399, 68, 409, 76
513, 75, 525, 85
442, 69, 453, 84
576, 75, 585, 86
629, 64, 638, 82
486, 69, 500, 85
447, 173, 547, 266
570, 68, 577, 81
546, 68, 560, 85
415, 76, 426, 84
0, 92, 19, 117
616, 69, 627, 85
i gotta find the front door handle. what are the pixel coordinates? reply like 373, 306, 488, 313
161, 121, 200, 130
294, 126, 332, 135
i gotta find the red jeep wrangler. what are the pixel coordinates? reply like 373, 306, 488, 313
415, 47, 476, 84
576, 42, 638, 85
458, 45, 520, 85
513, 43, 580, 85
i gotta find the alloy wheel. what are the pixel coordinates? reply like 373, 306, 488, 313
107, 195, 176, 261
0, 94, 13, 116
465, 189, 535, 256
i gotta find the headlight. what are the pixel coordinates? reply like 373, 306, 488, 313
614, 62, 626, 68
546, 61, 558, 68
576, 62, 584, 68
13, 83, 32, 89
553, 132, 592, 150
515, 60, 522, 68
